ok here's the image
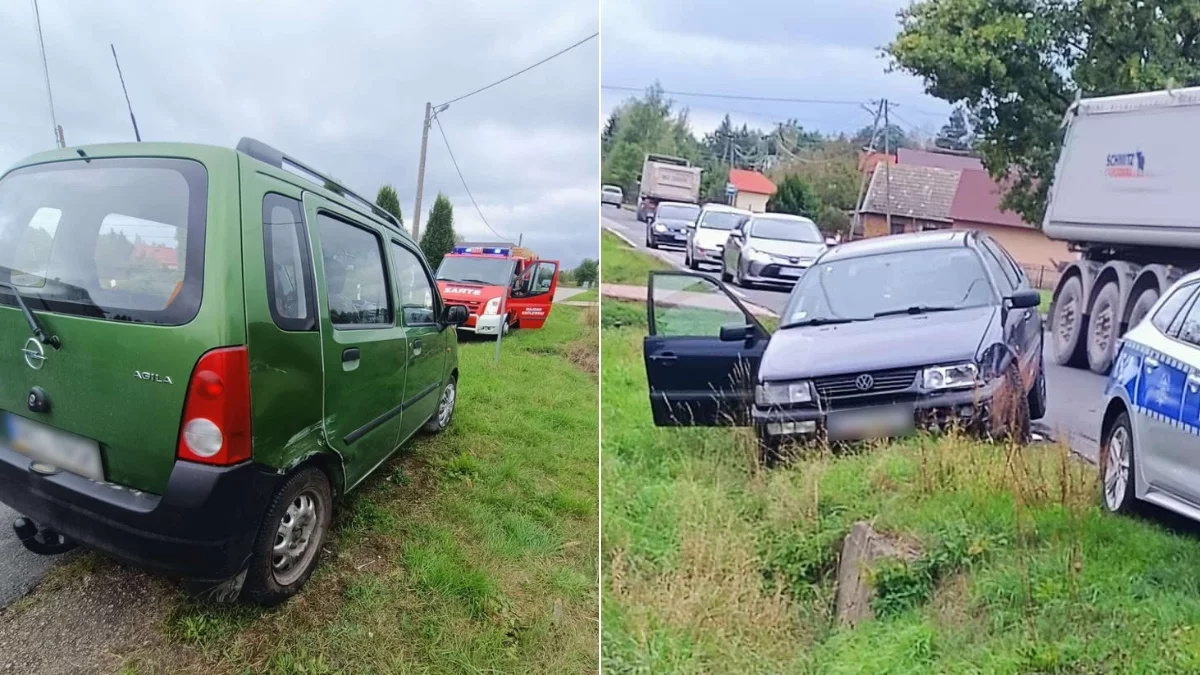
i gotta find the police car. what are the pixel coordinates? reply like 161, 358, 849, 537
1102, 270, 1200, 517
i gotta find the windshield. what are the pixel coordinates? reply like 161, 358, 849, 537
602, 186, 621, 194
751, 217, 822, 243
0, 157, 207, 326
436, 256, 515, 286
657, 204, 699, 221
781, 247, 996, 327
698, 211, 744, 230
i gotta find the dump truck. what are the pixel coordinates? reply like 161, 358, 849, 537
636, 154, 702, 222
1045, 85, 1200, 374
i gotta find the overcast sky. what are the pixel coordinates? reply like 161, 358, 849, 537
0, 0, 599, 267
601, 0, 951, 140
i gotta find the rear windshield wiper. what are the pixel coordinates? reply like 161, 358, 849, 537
873, 305, 960, 318
779, 316, 869, 329
0, 280, 60, 349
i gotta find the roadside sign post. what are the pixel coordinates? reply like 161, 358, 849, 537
724, 183, 737, 206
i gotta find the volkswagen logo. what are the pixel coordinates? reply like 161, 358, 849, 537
22, 338, 45, 370
854, 374, 874, 391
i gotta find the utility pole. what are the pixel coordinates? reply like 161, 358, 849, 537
412, 101, 432, 242
110, 44, 141, 142
884, 98, 893, 234
850, 100, 885, 240
31, 0, 62, 149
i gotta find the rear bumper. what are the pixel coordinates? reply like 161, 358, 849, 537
0, 443, 279, 581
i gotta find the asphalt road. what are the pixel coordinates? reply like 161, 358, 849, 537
602, 206, 1108, 461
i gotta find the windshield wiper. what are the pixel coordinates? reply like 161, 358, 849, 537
873, 305, 960, 318
0, 280, 60, 348
779, 316, 869, 329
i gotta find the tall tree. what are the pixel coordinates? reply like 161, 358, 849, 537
420, 194, 457, 269
572, 258, 598, 286
851, 123, 908, 154
767, 174, 822, 218
888, 0, 1200, 225
374, 184, 404, 227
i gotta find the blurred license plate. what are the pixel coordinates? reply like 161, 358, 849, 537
778, 267, 803, 278
2, 413, 103, 481
826, 405, 914, 441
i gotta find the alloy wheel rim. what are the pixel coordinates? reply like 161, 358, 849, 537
1056, 297, 1077, 344
1094, 304, 1114, 354
438, 383, 457, 427
1104, 426, 1131, 511
272, 489, 325, 585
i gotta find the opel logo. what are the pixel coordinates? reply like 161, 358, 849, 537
22, 338, 45, 370
854, 374, 874, 391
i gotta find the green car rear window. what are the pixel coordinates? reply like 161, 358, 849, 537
0, 157, 208, 326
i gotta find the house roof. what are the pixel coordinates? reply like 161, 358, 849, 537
897, 148, 984, 171
729, 168, 776, 195
949, 169, 1030, 229
861, 164, 960, 222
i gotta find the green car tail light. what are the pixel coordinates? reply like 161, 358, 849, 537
177, 346, 252, 466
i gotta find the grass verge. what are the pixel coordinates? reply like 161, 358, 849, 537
602, 304, 1200, 674
121, 305, 598, 674
601, 230, 672, 286
1039, 288, 1052, 315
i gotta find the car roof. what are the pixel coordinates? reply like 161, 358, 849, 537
657, 201, 699, 208
749, 213, 815, 224
700, 203, 751, 214
602, 184, 622, 190
821, 230, 972, 262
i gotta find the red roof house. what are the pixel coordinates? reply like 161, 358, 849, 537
728, 169, 776, 212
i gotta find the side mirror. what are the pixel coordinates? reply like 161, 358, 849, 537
686, 221, 697, 230
1005, 288, 1041, 310
719, 322, 754, 342
648, 215, 655, 223
443, 304, 469, 326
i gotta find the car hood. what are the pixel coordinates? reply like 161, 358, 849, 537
693, 227, 732, 249
655, 218, 694, 231
747, 238, 826, 260
760, 305, 1000, 380
437, 280, 505, 303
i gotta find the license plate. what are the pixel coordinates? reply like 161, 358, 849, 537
2, 413, 103, 481
826, 405, 914, 441
778, 267, 803, 278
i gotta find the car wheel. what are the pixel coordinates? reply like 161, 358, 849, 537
243, 467, 333, 606
1028, 356, 1048, 421
424, 375, 458, 433
721, 261, 732, 282
1101, 411, 1136, 514
733, 261, 749, 288
756, 434, 784, 469
1050, 275, 1088, 368
687, 247, 699, 270
647, 230, 658, 249
1087, 282, 1121, 375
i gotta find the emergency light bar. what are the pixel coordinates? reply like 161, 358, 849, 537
452, 246, 511, 256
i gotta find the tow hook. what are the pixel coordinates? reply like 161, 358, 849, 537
13, 517, 78, 555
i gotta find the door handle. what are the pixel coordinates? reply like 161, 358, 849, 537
649, 351, 677, 364
411, 339, 423, 356
1188, 373, 1200, 390
342, 348, 360, 363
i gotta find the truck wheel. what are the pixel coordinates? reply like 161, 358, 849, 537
1050, 276, 1088, 368
1087, 282, 1121, 375
243, 467, 333, 606
1126, 286, 1159, 332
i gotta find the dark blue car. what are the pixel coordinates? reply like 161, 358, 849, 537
642, 230, 1046, 464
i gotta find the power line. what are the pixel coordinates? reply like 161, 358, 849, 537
442, 32, 598, 106
602, 84, 867, 106
432, 116, 507, 241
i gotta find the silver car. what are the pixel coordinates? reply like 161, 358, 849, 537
601, 184, 624, 208
1102, 269, 1200, 519
721, 213, 827, 288
686, 204, 751, 270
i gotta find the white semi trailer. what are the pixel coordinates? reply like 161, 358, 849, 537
1045, 86, 1200, 374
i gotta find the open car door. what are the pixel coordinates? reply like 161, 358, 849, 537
644, 272, 769, 426
508, 259, 559, 329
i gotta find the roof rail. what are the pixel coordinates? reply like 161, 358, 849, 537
235, 137, 405, 234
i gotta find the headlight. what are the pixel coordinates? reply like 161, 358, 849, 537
483, 297, 501, 315
653, 223, 667, 232
755, 380, 814, 406
921, 363, 980, 390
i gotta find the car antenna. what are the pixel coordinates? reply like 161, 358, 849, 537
110, 44, 141, 142
76, 148, 89, 162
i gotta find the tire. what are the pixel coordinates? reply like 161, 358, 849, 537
733, 261, 749, 289
1050, 275, 1088, 368
720, 260, 732, 283
242, 467, 333, 606
1101, 411, 1136, 514
1126, 286, 1159, 332
646, 230, 658, 249
1028, 355, 1047, 421
757, 434, 784, 469
989, 362, 1031, 444
686, 246, 699, 270
1087, 282, 1121, 375
423, 375, 458, 433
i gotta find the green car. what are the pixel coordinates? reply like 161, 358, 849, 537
0, 138, 468, 605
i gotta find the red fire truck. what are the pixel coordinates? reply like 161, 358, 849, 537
434, 243, 561, 335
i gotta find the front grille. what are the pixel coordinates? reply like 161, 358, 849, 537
814, 368, 919, 402
460, 299, 482, 312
